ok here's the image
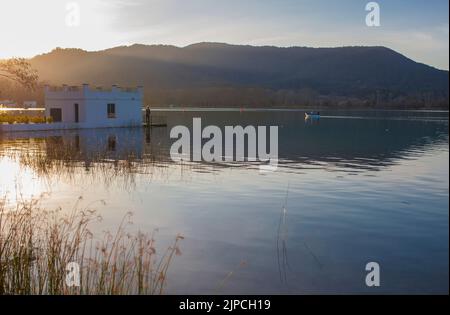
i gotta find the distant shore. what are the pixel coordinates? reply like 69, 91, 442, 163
148, 107, 450, 112
1, 107, 449, 113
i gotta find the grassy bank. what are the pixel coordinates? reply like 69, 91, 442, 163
0, 197, 183, 295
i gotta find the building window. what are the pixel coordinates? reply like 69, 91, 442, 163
107, 103, 116, 118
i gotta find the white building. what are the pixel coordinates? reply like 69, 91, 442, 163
23, 101, 38, 108
44, 84, 143, 128
0, 100, 17, 108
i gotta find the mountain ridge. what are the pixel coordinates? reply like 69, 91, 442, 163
25, 43, 450, 108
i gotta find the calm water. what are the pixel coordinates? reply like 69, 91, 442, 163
0, 110, 448, 294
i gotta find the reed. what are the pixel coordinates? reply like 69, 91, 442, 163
0, 196, 183, 295
1, 136, 194, 192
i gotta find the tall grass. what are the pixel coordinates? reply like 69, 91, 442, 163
0, 197, 183, 295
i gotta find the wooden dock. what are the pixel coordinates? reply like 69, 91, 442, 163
144, 114, 167, 127
143, 122, 167, 127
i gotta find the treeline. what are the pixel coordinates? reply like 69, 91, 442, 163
144, 87, 449, 109
0, 79, 46, 106
1, 80, 448, 110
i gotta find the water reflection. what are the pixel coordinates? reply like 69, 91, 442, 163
0, 111, 448, 294
0, 111, 447, 177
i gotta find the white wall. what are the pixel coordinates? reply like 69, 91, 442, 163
45, 85, 84, 123
1, 122, 75, 132
44, 84, 143, 128
23, 101, 37, 108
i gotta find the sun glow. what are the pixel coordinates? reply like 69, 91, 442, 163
0, 156, 47, 205
0, 0, 448, 70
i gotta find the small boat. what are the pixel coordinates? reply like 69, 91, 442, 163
305, 111, 321, 120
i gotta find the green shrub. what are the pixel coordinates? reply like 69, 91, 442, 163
0, 112, 48, 124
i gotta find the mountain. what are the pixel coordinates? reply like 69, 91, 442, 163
28, 43, 449, 108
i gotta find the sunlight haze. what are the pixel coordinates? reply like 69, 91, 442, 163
1, 0, 449, 69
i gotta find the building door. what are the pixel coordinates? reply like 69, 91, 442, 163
74, 103, 79, 123
50, 108, 62, 122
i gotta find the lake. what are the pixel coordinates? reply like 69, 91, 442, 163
0, 110, 448, 294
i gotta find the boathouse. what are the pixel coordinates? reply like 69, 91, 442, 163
44, 84, 143, 128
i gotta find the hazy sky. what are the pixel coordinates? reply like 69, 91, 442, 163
2, 0, 449, 69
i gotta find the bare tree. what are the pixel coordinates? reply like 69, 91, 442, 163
0, 58, 38, 90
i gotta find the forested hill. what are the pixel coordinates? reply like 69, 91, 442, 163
24, 43, 450, 108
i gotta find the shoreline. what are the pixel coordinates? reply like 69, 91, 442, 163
148, 107, 450, 113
